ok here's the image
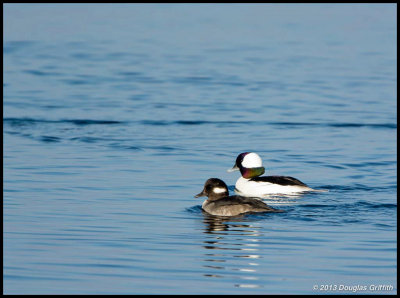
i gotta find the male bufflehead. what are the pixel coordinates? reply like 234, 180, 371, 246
195, 178, 283, 216
228, 152, 317, 196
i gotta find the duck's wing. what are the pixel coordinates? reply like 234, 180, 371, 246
212, 196, 282, 212
250, 175, 308, 187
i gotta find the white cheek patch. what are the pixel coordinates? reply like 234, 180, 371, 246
242, 153, 263, 168
213, 187, 226, 194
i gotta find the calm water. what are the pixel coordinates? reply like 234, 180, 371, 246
3, 4, 397, 295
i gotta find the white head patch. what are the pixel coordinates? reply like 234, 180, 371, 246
242, 152, 263, 168
213, 187, 227, 194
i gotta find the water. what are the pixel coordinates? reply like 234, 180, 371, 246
3, 4, 397, 295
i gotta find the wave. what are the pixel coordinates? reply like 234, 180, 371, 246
4, 117, 124, 126
4, 117, 396, 129
299, 201, 396, 210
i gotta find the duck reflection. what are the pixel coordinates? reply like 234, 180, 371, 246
201, 212, 265, 289
249, 192, 307, 205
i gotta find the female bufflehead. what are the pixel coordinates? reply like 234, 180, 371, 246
228, 152, 317, 196
195, 178, 282, 216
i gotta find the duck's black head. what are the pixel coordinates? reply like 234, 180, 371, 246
195, 178, 229, 200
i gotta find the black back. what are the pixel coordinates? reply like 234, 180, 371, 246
250, 175, 308, 187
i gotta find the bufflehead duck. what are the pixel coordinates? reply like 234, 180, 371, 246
228, 152, 317, 196
195, 178, 283, 216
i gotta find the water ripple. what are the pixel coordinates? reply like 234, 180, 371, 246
4, 117, 124, 126
4, 117, 396, 130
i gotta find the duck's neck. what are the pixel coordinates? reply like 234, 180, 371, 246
206, 192, 229, 202
240, 166, 265, 179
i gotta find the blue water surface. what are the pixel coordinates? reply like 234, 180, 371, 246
3, 3, 397, 295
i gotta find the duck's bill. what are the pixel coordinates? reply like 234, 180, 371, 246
194, 191, 206, 198
227, 164, 239, 172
